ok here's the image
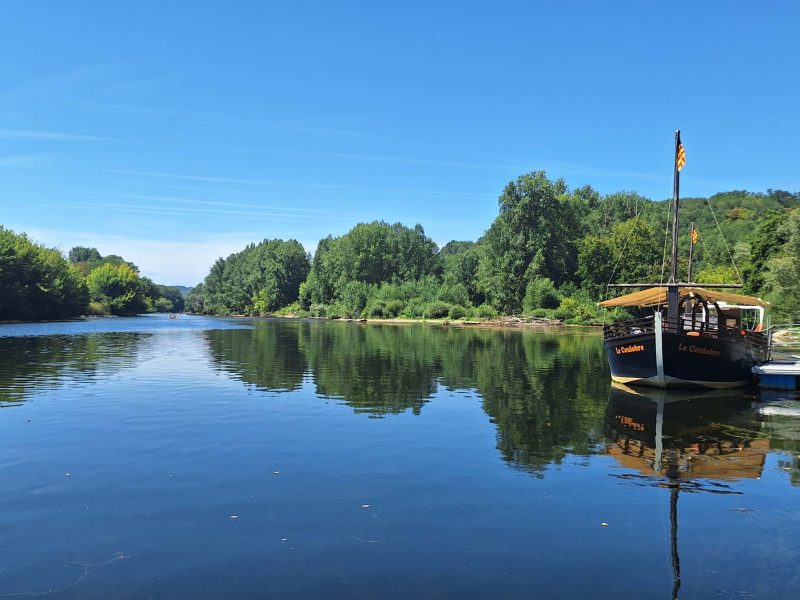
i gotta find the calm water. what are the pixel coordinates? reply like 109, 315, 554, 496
1, 315, 799, 599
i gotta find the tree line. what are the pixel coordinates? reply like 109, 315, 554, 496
0, 229, 185, 321
187, 171, 800, 323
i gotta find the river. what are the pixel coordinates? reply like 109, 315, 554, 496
1, 315, 799, 598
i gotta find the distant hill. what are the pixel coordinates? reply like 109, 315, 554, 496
172, 286, 194, 298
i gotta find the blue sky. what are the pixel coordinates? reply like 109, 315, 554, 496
1, 1, 798, 285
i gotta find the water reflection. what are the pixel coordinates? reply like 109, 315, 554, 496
604, 383, 768, 483
206, 322, 307, 393
205, 321, 609, 470
603, 383, 773, 600
0, 333, 144, 405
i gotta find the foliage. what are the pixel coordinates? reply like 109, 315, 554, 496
523, 277, 560, 311
0, 227, 88, 320
477, 171, 581, 312
186, 238, 310, 316
765, 210, 800, 321
85, 262, 145, 316
304, 221, 442, 305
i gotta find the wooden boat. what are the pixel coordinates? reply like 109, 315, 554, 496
598, 132, 769, 388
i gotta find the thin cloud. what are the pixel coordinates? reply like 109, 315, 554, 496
95, 192, 370, 219
107, 168, 493, 199
0, 153, 48, 167
83, 101, 407, 143
0, 128, 117, 142
37, 201, 363, 223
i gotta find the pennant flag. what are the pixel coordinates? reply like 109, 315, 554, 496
677, 142, 686, 171
691, 228, 698, 244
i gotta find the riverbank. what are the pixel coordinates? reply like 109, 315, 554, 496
258, 312, 605, 331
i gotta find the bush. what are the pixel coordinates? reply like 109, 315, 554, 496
556, 296, 601, 324
523, 277, 560, 311
437, 283, 470, 307
448, 304, 466, 320
475, 303, 498, 319
422, 301, 452, 319
274, 301, 307, 317
88, 301, 110, 315
384, 300, 404, 317
339, 281, 372, 318
402, 300, 426, 319
327, 303, 346, 319
367, 298, 405, 318
309, 303, 327, 318
531, 308, 550, 318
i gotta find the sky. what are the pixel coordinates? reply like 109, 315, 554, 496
1, 1, 798, 286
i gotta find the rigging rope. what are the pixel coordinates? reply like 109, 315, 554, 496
604, 194, 646, 302
704, 197, 743, 283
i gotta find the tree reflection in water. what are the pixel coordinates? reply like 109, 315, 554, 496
205, 321, 610, 472
0, 333, 144, 405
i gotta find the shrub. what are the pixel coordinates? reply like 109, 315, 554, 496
88, 301, 110, 315
339, 281, 372, 318
402, 300, 426, 319
475, 303, 498, 319
448, 304, 466, 320
422, 301, 452, 319
384, 300, 404, 318
327, 303, 346, 319
309, 303, 327, 318
556, 296, 601, 324
365, 299, 388, 318
523, 277, 560, 311
274, 301, 307, 317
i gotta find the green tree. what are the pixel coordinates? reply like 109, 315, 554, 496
477, 171, 581, 312
68, 246, 102, 264
305, 221, 442, 305
86, 262, 145, 316
577, 219, 661, 296
0, 227, 88, 320
188, 239, 310, 315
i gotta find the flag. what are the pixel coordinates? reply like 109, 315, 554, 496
691, 228, 698, 244
677, 141, 686, 171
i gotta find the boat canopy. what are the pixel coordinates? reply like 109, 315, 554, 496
597, 286, 769, 308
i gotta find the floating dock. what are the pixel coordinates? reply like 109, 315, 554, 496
753, 361, 800, 390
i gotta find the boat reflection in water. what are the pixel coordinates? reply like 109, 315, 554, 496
603, 383, 769, 600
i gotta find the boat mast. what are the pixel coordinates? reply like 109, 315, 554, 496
667, 130, 683, 320
687, 222, 696, 283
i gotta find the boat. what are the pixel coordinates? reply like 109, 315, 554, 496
598, 131, 769, 388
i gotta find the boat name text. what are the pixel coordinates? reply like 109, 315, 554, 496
615, 344, 645, 355
677, 343, 721, 357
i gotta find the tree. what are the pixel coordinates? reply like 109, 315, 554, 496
68, 246, 102, 263
577, 219, 661, 296
86, 262, 145, 316
304, 221, 442, 305
477, 171, 581, 312
765, 210, 800, 321
188, 239, 310, 315
0, 227, 88, 320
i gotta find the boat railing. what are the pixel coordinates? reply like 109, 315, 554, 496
767, 324, 800, 359
603, 316, 656, 340
605, 314, 769, 352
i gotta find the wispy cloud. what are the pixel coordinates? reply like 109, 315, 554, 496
0, 153, 49, 167
83, 101, 407, 143
37, 200, 366, 223
94, 192, 370, 219
0, 128, 117, 142
107, 168, 493, 199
